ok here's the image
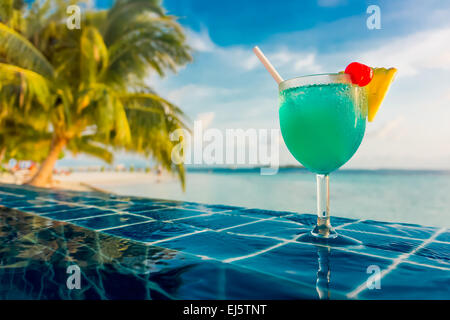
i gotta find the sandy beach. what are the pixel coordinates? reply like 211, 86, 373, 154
0, 171, 176, 193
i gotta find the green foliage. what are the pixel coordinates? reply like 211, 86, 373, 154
0, 0, 192, 188
0, 23, 54, 77
0, 117, 52, 163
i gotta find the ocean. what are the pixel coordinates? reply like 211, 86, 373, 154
95, 168, 450, 228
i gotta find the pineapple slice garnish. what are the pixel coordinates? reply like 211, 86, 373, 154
365, 67, 397, 122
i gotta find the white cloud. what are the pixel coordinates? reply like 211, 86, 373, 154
167, 84, 237, 106
196, 112, 215, 129
167, 84, 211, 105
186, 29, 322, 74
233, 47, 323, 74
358, 27, 450, 77
366, 116, 405, 140
186, 28, 258, 71
186, 28, 216, 52
219, 47, 262, 71
241, 54, 260, 71
267, 48, 323, 73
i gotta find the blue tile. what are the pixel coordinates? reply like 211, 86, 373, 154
43, 207, 116, 221
0, 203, 25, 210
62, 196, 107, 205
278, 214, 357, 228
94, 201, 130, 209
363, 219, 433, 229
408, 242, 450, 267
233, 208, 294, 219
359, 262, 450, 299
106, 194, 134, 201
132, 199, 181, 207
104, 221, 199, 242
75, 198, 112, 206
171, 259, 319, 299
277, 213, 316, 226
159, 230, 281, 260
21, 204, 82, 214
207, 204, 244, 211
52, 221, 119, 249
330, 215, 359, 227
229, 219, 309, 240
134, 208, 205, 221
179, 213, 256, 230
178, 203, 230, 212
337, 229, 422, 258
107, 203, 133, 210
436, 230, 450, 243
222, 264, 323, 299
121, 203, 167, 213
234, 242, 392, 298
72, 213, 150, 230
23, 199, 55, 206
0, 199, 32, 207
343, 220, 437, 240
0, 195, 25, 201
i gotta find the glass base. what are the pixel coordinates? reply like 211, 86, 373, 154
297, 227, 363, 247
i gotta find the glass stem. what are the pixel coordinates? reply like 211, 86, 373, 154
316, 174, 330, 227
313, 174, 336, 238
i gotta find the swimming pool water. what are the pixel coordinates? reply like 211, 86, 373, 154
0, 183, 448, 299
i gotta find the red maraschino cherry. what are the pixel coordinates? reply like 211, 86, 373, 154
344, 62, 373, 86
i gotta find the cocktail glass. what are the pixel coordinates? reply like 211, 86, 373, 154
279, 73, 367, 245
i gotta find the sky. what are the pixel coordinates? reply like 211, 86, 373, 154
60, 0, 450, 169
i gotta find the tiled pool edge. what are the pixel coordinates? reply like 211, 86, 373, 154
0, 183, 449, 300
1, 205, 332, 299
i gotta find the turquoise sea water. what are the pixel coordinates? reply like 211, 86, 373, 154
96, 169, 450, 228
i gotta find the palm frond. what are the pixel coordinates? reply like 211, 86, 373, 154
122, 102, 188, 189
120, 92, 189, 127
67, 136, 113, 164
0, 62, 51, 111
103, 2, 191, 85
0, 22, 54, 77
102, 0, 164, 44
0, 116, 52, 162
0, 0, 26, 31
0, 0, 14, 23
75, 85, 131, 146
80, 26, 109, 86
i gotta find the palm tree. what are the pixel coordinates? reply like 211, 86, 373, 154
0, 0, 192, 187
0, 0, 50, 164
0, 117, 53, 164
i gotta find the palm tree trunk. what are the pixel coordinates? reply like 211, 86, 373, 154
0, 146, 6, 164
27, 137, 66, 187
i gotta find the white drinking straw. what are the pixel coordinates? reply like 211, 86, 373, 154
253, 46, 284, 84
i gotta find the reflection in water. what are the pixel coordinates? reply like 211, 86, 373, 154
316, 246, 331, 299
0, 207, 318, 299
0, 207, 190, 299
